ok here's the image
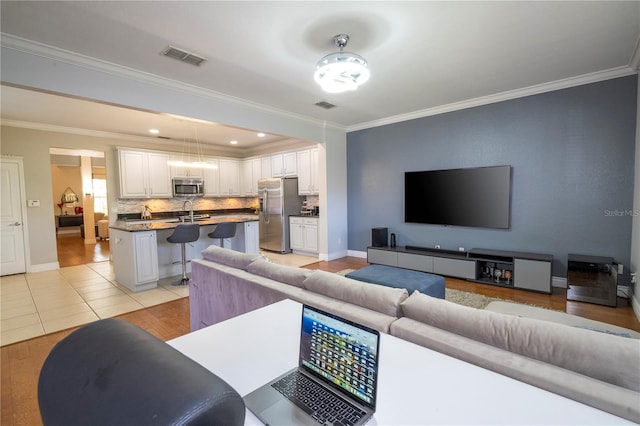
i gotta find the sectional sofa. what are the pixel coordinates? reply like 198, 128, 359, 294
189, 245, 640, 423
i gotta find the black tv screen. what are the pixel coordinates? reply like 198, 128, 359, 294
405, 165, 512, 229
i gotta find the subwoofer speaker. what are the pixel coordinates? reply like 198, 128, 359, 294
371, 228, 388, 247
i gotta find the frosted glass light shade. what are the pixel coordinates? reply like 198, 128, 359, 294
314, 51, 370, 93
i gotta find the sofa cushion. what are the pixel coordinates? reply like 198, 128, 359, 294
201, 245, 263, 270
400, 291, 640, 392
303, 270, 408, 317
390, 318, 640, 423
246, 259, 312, 288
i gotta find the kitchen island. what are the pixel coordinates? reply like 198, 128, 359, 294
110, 214, 259, 291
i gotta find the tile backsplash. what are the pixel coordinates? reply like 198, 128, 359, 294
117, 197, 258, 215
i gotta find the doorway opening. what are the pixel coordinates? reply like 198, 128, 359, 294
50, 148, 110, 267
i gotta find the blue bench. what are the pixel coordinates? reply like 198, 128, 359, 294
345, 264, 445, 299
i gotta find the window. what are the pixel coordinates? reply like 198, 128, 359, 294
92, 178, 107, 214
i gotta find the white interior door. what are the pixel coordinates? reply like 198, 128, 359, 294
1, 158, 27, 275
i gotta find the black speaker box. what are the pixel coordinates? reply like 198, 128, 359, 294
371, 228, 388, 247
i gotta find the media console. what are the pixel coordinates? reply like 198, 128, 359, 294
367, 245, 553, 293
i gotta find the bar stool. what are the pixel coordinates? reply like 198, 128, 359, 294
208, 222, 236, 248
166, 223, 200, 286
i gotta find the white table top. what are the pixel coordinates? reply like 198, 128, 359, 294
168, 299, 631, 425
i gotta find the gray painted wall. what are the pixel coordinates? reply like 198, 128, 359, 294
347, 76, 637, 276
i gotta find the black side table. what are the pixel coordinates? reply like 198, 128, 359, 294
567, 254, 617, 307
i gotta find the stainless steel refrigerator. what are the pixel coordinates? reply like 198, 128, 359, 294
258, 177, 303, 253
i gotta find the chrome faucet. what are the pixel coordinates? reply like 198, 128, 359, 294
183, 200, 194, 223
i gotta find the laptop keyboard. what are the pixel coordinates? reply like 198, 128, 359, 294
272, 371, 367, 426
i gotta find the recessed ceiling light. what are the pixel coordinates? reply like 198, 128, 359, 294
230, 140, 238, 145
257, 133, 265, 137
149, 128, 159, 134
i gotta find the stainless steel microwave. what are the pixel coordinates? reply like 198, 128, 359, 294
172, 178, 204, 197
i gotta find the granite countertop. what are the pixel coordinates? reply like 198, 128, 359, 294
111, 214, 259, 232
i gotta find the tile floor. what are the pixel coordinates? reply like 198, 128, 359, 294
0, 251, 317, 346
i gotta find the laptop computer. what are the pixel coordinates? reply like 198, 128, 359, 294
244, 304, 380, 426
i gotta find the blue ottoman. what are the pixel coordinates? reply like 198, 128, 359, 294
345, 265, 445, 299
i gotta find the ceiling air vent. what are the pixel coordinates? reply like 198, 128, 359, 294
314, 101, 336, 110
162, 45, 207, 67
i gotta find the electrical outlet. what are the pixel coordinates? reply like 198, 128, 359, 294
631, 272, 637, 284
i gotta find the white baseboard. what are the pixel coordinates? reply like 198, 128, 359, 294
28, 262, 60, 273
347, 250, 367, 259
632, 293, 640, 323
552, 276, 567, 288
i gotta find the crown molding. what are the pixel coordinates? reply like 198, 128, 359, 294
347, 66, 638, 133
0, 33, 347, 134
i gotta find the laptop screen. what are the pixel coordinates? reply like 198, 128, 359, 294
299, 305, 379, 409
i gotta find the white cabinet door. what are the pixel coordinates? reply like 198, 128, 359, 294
169, 156, 204, 179
119, 150, 148, 197
111, 228, 158, 291
289, 217, 304, 250
297, 150, 312, 195
261, 156, 272, 178
310, 148, 319, 194
296, 148, 319, 195
146, 152, 173, 197
202, 158, 220, 196
118, 150, 172, 198
219, 159, 241, 196
244, 221, 259, 254
302, 219, 318, 252
135, 231, 159, 283
271, 152, 297, 177
241, 158, 261, 196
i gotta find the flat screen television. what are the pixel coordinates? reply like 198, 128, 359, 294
405, 165, 512, 229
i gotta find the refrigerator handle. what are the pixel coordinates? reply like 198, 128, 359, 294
262, 189, 270, 224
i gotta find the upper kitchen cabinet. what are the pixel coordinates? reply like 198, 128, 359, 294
241, 158, 262, 196
271, 152, 297, 177
260, 156, 272, 179
169, 155, 204, 179
118, 149, 172, 198
219, 159, 241, 196
297, 148, 319, 195
202, 157, 221, 197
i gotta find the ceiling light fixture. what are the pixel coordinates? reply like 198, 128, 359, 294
314, 34, 370, 94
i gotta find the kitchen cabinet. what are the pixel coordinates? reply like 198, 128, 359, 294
111, 228, 159, 291
271, 152, 297, 177
219, 159, 241, 196
260, 156, 272, 179
202, 158, 221, 197
169, 155, 204, 179
297, 148, 319, 195
241, 158, 262, 196
289, 216, 318, 254
118, 149, 172, 198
